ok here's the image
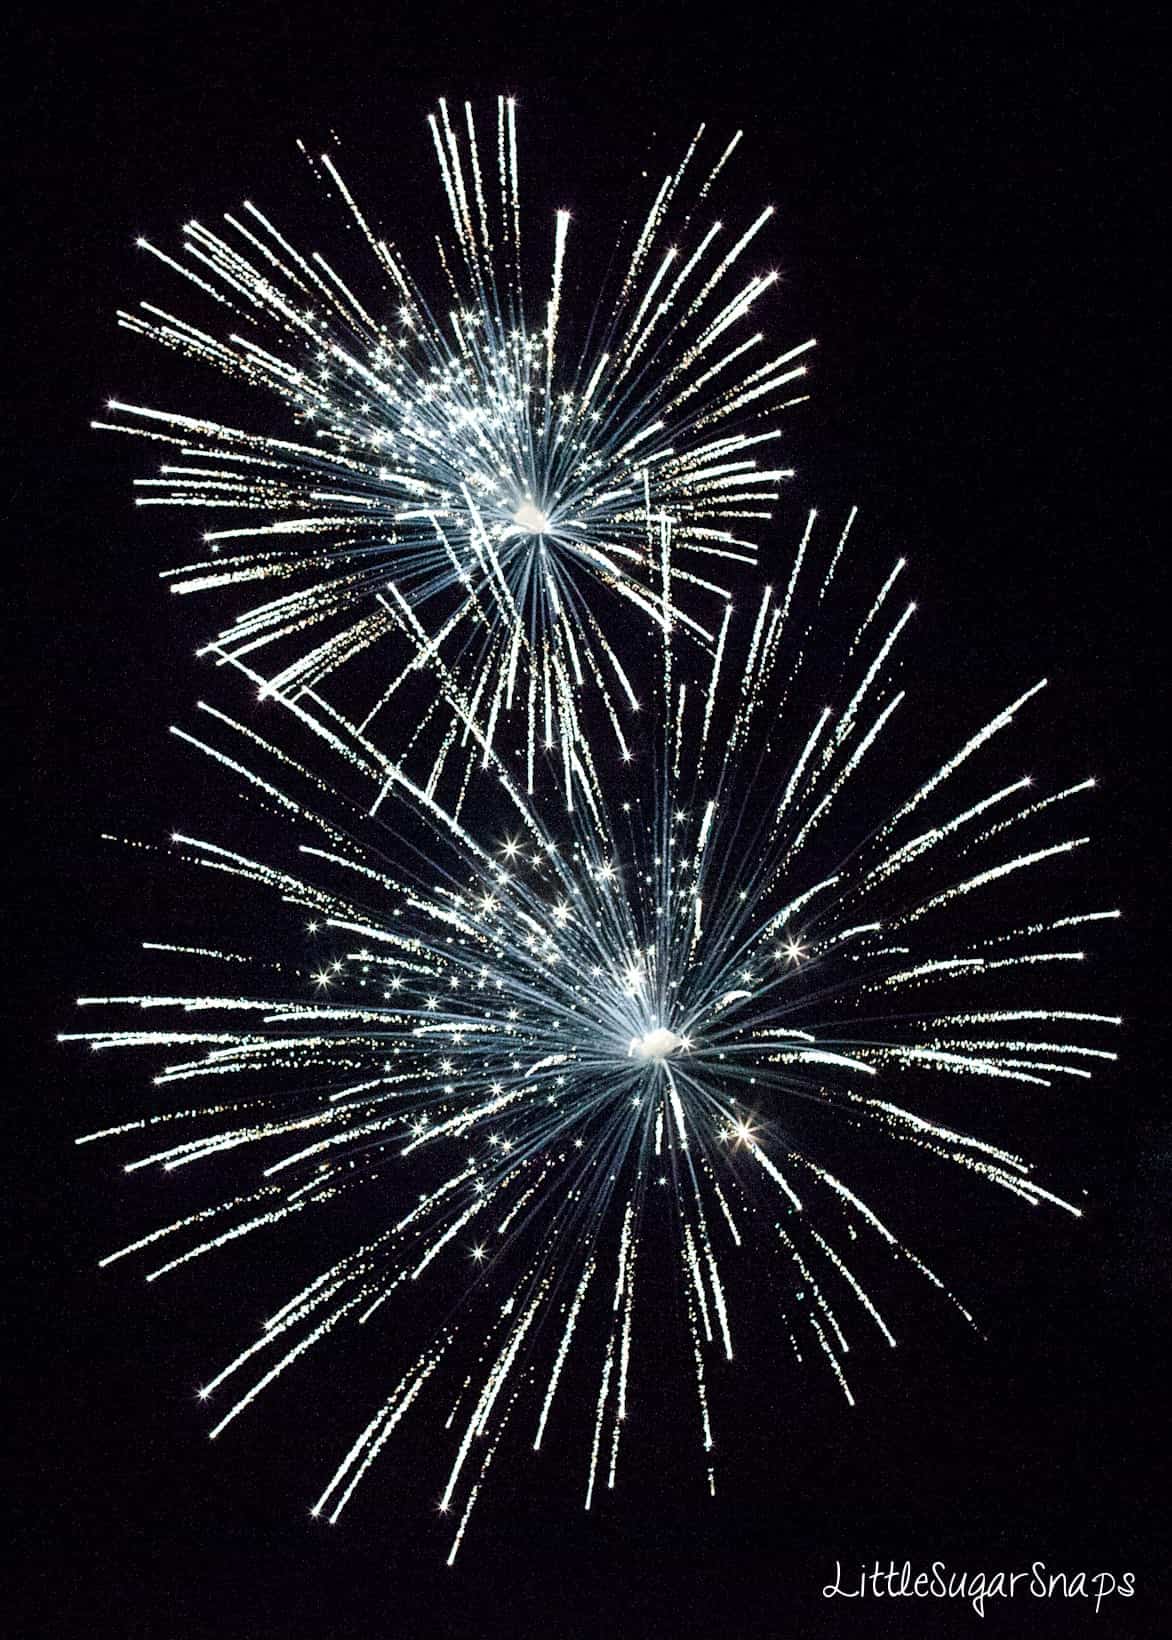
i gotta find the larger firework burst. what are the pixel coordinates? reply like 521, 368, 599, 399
66, 514, 1118, 1559
97, 98, 813, 804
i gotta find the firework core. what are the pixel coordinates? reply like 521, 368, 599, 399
512, 501, 551, 535
630, 1026, 687, 1060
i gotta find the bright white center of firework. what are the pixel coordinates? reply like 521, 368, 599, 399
630, 1026, 685, 1060
511, 501, 551, 535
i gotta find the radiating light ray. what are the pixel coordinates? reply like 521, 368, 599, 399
69, 512, 1116, 1556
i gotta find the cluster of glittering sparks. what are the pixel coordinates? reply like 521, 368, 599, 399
66, 481, 1118, 1555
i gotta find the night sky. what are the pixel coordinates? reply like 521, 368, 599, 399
12, 4, 1167, 1636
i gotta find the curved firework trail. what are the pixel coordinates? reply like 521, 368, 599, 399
97, 97, 813, 804
66, 513, 1118, 1559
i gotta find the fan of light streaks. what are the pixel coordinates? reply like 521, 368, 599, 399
65, 512, 1118, 1559
97, 97, 814, 806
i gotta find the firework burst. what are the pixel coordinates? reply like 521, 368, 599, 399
97, 98, 813, 804
66, 513, 1118, 1558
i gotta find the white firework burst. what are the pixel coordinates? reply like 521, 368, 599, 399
66, 512, 1118, 1559
97, 97, 814, 803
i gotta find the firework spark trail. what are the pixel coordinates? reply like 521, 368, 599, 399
66, 513, 1117, 1557
97, 98, 814, 808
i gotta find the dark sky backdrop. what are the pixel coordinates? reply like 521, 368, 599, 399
11, 4, 1167, 1637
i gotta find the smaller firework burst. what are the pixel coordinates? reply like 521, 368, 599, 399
98, 97, 813, 806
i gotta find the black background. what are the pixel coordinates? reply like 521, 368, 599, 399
10, 3, 1167, 1636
